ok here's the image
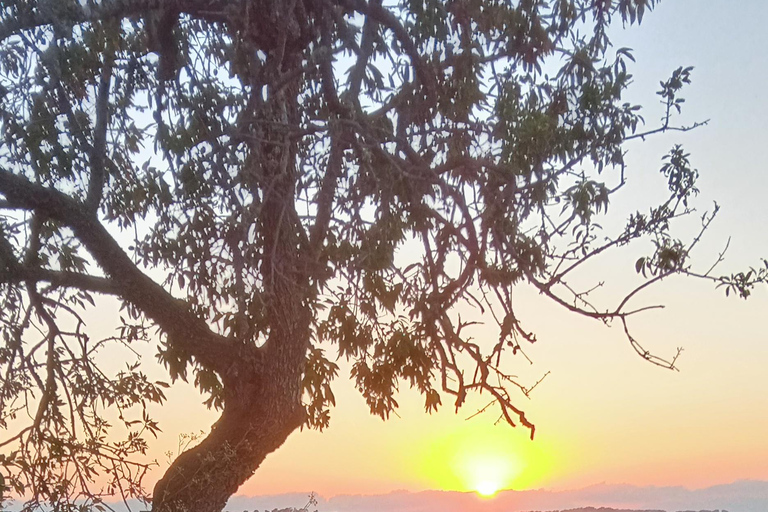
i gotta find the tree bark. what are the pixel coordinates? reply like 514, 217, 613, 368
151, 348, 308, 512
151, 30, 311, 511
152, 204, 311, 512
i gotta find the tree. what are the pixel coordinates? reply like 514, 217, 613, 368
0, 0, 765, 511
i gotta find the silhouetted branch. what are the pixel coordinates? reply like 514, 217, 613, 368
0, 168, 235, 373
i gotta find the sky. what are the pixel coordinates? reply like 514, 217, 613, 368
88, 0, 768, 502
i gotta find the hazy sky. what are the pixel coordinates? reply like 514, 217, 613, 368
114, 0, 768, 500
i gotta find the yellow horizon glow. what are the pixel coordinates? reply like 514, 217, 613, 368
410, 408, 557, 496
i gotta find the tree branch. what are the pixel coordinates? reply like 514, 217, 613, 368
0, 168, 236, 374
309, 137, 343, 256
347, 2, 379, 101
348, 0, 438, 101
0, 0, 230, 43
86, 53, 114, 214
2, 265, 119, 296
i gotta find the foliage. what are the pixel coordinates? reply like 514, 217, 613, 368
0, 0, 765, 511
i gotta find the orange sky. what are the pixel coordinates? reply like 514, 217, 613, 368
86, 0, 768, 500
136, 275, 768, 498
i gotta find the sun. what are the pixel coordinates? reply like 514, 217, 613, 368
475, 480, 500, 497
462, 452, 515, 498
419, 427, 548, 498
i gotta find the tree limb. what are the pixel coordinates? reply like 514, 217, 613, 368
348, 0, 438, 101
2, 266, 119, 296
86, 52, 114, 214
347, 1, 379, 101
0, 168, 236, 374
0, 0, 230, 43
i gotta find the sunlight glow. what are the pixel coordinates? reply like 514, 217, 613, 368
475, 480, 499, 497
464, 454, 512, 497
415, 418, 557, 495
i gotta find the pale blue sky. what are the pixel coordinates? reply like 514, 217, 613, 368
615, 0, 768, 256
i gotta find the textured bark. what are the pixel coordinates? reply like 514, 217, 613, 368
151, 180, 312, 512
151, 346, 308, 512
151, 27, 311, 512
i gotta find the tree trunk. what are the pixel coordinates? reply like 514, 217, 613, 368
152, 259, 310, 512
151, 40, 311, 512
151, 266, 310, 512
151, 359, 307, 512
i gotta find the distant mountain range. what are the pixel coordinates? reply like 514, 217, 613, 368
232, 507, 728, 512
224, 480, 768, 512
225, 507, 714, 512
4, 481, 765, 511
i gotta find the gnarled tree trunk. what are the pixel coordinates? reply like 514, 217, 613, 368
151, 338, 309, 512
152, 24, 312, 510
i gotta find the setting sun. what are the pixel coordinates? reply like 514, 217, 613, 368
475, 481, 500, 497
462, 450, 518, 497
413, 415, 557, 496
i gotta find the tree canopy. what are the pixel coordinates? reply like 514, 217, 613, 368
0, 1, 766, 511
